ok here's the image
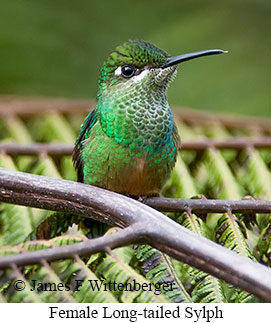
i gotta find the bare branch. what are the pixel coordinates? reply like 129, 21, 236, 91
1, 137, 271, 158
0, 168, 271, 301
0, 97, 93, 116
0, 225, 145, 268
145, 196, 271, 214
0, 143, 73, 156
181, 137, 271, 150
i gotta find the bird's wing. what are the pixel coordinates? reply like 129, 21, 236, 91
72, 109, 98, 182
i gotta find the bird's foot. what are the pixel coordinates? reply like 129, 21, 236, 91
137, 196, 146, 203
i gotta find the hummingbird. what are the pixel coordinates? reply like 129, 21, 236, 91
73, 40, 226, 197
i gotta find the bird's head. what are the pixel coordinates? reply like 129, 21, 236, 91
97, 39, 226, 100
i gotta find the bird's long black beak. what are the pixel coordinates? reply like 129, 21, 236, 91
162, 49, 227, 69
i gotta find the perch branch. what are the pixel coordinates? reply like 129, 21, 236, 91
0, 168, 271, 301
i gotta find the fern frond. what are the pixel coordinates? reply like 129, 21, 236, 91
230, 289, 254, 303
190, 271, 225, 303
164, 152, 226, 303
0, 154, 33, 246
135, 244, 191, 302
72, 256, 117, 303
163, 155, 197, 198
255, 223, 271, 266
177, 211, 225, 303
237, 148, 271, 234
245, 148, 271, 200
0, 234, 118, 302
4, 115, 35, 171
203, 149, 242, 200
25, 156, 64, 235
5, 267, 43, 303
31, 212, 80, 240
215, 211, 252, 258
95, 244, 169, 303
26, 260, 75, 302
236, 148, 271, 200
29, 112, 76, 180
215, 210, 254, 302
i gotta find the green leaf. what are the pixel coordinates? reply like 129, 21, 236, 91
95, 246, 169, 303
134, 244, 191, 303
177, 212, 225, 303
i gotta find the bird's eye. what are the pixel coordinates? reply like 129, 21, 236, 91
121, 65, 136, 78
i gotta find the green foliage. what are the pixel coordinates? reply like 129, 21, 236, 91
0, 102, 271, 303
215, 212, 252, 258
255, 223, 271, 266
134, 244, 191, 302
94, 248, 169, 303
0, 154, 33, 246
176, 212, 226, 303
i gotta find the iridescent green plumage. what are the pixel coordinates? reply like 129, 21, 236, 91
73, 40, 225, 196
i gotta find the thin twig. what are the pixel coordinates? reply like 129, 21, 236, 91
0, 168, 271, 301
1, 137, 271, 157
0, 224, 144, 268
0, 97, 93, 116
181, 137, 271, 150
144, 196, 271, 214
0, 143, 73, 156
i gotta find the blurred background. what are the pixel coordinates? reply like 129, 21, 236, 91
0, 0, 270, 116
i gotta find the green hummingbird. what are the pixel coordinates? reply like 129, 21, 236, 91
73, 40, 226, 197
